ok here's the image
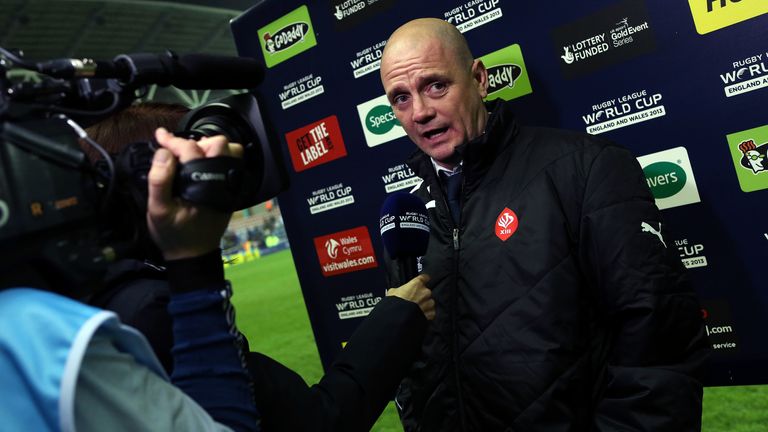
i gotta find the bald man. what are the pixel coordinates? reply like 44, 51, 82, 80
380, 18, 709, 432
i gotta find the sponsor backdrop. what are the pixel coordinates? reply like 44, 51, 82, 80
231, 0, 768, 386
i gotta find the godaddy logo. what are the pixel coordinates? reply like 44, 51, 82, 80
487, 64, 522, 94
263, 22, 309, 54
366, 105, 400, 135
325, 238, 340, 258
643, 161, 687, 199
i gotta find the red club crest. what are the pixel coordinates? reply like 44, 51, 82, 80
495, 207, 519, 241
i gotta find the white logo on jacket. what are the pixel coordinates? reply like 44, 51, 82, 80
497, 213, 516, 229
641, 221, 666, 248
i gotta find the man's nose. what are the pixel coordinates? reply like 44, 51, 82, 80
412, 95, 435, 124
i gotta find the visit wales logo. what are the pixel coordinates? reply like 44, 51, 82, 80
726, 124, 768, 193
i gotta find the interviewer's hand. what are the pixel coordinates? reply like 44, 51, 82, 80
146, 127, 243, 261
387, 274, 434, 320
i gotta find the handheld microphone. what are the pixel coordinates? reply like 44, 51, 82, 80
36, 51, 265, 90
379, 192, 430, 286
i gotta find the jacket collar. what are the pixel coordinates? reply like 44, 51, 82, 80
406, 99, 519, 194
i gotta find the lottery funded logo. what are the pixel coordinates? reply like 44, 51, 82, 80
688, 0, 768, 35
278, 73, 324, 110
637, 147, 701, 210
726, 124, 768, 193
381, 163, 420, 193
674, 238, 708, 269
551, 0, 655, 78
335, 292, 382, 319
356, 94, 407, 147
700, 300, 739, 353
478, 44, 532, 102
284, 115, 346, 172
443, 0, 503, 34
719, 51, 768, 98
583, 89, 666, 134
349, 39, 386, 79
258, 5, 317, 68
314, 226, 378, 277
331, 0, 396, 31
306, 182, 355, 215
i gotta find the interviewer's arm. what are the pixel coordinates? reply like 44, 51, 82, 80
249, 275, 433, 432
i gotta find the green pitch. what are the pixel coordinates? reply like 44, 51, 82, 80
226, 249, 768, 431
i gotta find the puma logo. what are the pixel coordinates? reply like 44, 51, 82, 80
641, 221, 666, 248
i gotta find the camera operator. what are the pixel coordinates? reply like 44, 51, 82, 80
84, 102, 193, 374
2, 124, 435, 431
0, 129, 259, 431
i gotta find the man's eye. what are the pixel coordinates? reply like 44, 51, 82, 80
428, 82, 447, 94
393, 94, 409, 105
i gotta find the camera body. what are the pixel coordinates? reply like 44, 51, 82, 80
0, 50, 288, 283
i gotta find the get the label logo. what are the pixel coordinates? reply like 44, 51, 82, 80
495, 207, 519, 241
688, 0, 768, 34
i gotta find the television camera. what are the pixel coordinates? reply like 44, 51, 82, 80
0, 47, 287, 292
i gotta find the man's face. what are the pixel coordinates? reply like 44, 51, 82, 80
381, 37, 488, 168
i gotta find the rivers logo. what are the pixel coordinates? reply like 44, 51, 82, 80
495, 207, 519, 241
258, 5, 317, 68
356, 94, 407, 147
637, 147, 701, 210
688, 0, 768, 34
479, 44, 532, 102
726, 124, 768, 192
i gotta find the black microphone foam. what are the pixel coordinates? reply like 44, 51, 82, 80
170, 53, 265, 90
37, 52, 265, 90
380, 192, 430, 284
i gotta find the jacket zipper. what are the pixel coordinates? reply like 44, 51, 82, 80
446, 186, 467, 431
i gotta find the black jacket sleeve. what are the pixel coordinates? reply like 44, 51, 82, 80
578, 144, 710, 432
248, 295, 428, 432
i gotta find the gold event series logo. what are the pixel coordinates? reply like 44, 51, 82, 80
688, 0, 768, 34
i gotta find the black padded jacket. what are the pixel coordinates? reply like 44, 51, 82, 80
390, 100, 709, 432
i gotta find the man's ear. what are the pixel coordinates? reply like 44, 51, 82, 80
472, 59, 489, 98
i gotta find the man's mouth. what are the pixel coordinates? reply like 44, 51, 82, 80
423, 127, 448, 140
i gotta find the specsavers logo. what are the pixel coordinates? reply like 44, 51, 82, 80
479, 44, 532, 102
356, 94, 407, 147
314, 226, 378, 277
726, 124, 768, 193
258, 5, 317, 68
688, 0, 768, 35
637, 147, 701, 210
